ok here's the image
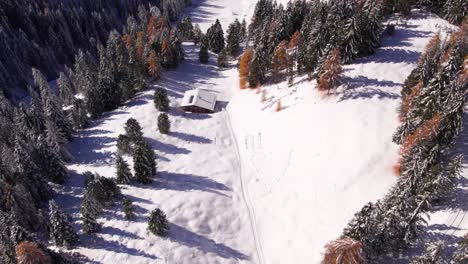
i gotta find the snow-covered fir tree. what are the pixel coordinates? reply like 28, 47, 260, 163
217, 49, 229, 68
206, 19, 225, 54
199, 38, 210, 64
154, 88, 170, 112
133, 140, 157, 184
57, 72, 75, 107
148, 209, 169, 236
117, 134, 133, 155
158, 113, 171, 134
123, 197, 135, 221
48, 200, 79, 249
410, 241, 447, 264
116, 154, 133, 184
226, 19, 241, 57
125, 118, 144, 143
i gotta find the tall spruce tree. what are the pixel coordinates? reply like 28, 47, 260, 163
206, 19, 225, 53
133, 140, 156, 184
226, 19, 241, 57
116, 154, 133, 184
154, 88, 170, 112
48, 201, 79, 249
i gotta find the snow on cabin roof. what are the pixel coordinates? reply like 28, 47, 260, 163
181, 88, 217, 111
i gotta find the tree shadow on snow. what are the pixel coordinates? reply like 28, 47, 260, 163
80, 234, 159, 260
339, 75, 401, 101
158, 171, 231, 197
169, 223, 249, 260
146, 137, 191, 155
188, 0, 223, 25
170, 131, 212, 144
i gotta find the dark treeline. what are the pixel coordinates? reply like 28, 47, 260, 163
0, 1, 191, 262
0, 0, 191, 98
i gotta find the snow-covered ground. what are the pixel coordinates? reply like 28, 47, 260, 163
57, 1, 467, 263
227, 10, 460, 264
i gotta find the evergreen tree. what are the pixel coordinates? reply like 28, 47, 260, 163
226, 19, 241, 57
117, 134, 132, 155
192, 24, 203, 45
240, 19, 247, 41
217, 49, 228, 68
80, 193, 102, 234
443, 0, 467, 25
48, 200, 79, 249
122, 197, 135, 220
340, 15, 362, 64
133, 140, 156, 184
206, 19, 225, 53
154, 88, 170, 112
57, 72, 74, 107
70, 98, 89, 130
125, 118, 144, 142
177, 16, 194, 41
199, 39, 210, 64
452, 234, 468, 263
116, 154, 133, 184
410, 241, 446, 264
148, 209, 169, 236
158, 113, 171, 134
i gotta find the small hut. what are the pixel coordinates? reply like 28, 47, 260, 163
180, 88, 217, 113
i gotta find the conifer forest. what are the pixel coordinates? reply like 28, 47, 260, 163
0, 0, 466, 263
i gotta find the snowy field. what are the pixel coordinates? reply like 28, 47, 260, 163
57, 1, 467, 263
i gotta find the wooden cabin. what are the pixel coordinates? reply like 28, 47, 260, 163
180, 89, 217, 113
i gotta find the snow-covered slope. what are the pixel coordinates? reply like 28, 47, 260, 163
58, 1, 465, 263
227, 10, 457, 264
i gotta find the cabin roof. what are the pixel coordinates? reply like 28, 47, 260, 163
181, 88, 217, 111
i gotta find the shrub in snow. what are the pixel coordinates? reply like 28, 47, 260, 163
117, 134, 132, 155
322, 237, 364, 264
116, 154, 133, 184
48, 201, 79, 249
148, 209, 169, 237
15, 241, 51, 264
133, 140, 156, 184
154, 88, 170, 112
158, 113, 171, 134
125, 118, 144, 142
123, 197, 135, 220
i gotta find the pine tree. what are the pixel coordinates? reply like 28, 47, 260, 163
70, 98, 89, 130
154, 88, 170, 112
199, 38, 210, 64
133, 140, 156, 184
340, 15, 362, 64
217, 49, 228, 68
452, 234, 468, 263
206, 19, 225, 53
317, 48, 343, 94
122, 197, 135, 220
148, 209, 169, 236
57, 72, 74, 107
192, 24, 203, 45
158, 113, 171, 134
125, 118, 144, 142
177, 16, 194, 41
48, 200, 79, 249
443, 0, 467, 25
226, 19, 241, 57
116, 154, 133, 184
117, 134, 132, 155
80, 191, 102, 234
239, 48, 254, 89
410, 241, 446, 264
240, 19, 247, 41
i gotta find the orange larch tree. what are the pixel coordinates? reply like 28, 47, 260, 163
323, 237, 364, 264
318, 48, 343, 94
288, 31, 300, 49
15, 241, 51, 264
272, 40, 289, 82
135, 31, 146, 62
239, 48, 254, 89
400, 80, 423, 122
147, 50, 161, 80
